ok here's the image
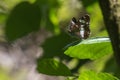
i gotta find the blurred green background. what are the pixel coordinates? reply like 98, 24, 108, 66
0, 0, 108, 40
0, 0, 119, 80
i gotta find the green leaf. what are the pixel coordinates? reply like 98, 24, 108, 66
63, 40, 81, 50
5, 1, 41, 41
78, 70, 119, 80
41, 31, 76, 59
37, 58, 72, 76
64, 37, 113, 60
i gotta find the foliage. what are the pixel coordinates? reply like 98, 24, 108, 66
0, 0, 119, 80
78, 70, 119, 80
35, 0, 60, 34
64, 37, 113, 60
41, 31, 76, 59
5, 1, 40, 41
37, 58, 72, 76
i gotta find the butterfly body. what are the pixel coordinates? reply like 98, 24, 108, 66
68, 14, 90, 39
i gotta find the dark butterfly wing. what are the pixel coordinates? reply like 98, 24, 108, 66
72, 17, 77, 23
79, 14, 90, 39
68, 17, 79, 33
79, 14, 90, 25
84, 14, 90, 23
68, 14, 91, 39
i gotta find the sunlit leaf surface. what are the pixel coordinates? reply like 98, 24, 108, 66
37, 58, 72, 76
64, 37, 113, 60
78, 70, 119, 80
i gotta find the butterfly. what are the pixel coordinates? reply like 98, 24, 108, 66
68, 14, 91, 39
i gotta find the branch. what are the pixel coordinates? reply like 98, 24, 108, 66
98, 0, 120, 66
